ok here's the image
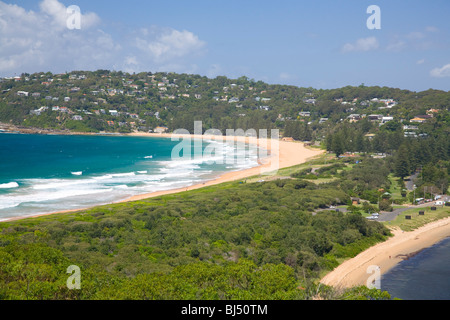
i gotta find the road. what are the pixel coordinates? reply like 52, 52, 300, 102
314, 196, 448, 221
405, 172, 419, 191
378, 198, 449, 222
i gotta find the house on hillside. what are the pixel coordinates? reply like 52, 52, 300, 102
368, 114, 383, 121
154, 126, 168, 134
410, 115, 431, 123
17, 91, 29, 97
403, 125, 418, 131
404, 131, 418, 138
381, 116, 394, 124
304, 98, 316, 104
299, 111, 311, 117
348, 114, 361, 122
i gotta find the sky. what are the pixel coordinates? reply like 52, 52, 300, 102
1, 0, 449, 92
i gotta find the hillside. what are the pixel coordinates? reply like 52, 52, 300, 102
1, 70, 449, 139
0, 70, 448, 301
0, 155, 395, 300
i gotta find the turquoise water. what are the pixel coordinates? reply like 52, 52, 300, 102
381, 237, 450, 300
0, 133, 260, 220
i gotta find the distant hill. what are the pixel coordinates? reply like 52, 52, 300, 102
0, 70, 449, 139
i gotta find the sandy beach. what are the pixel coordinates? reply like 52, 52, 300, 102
320, 216, 450, 289
2, 132, 323, 222
121, 132, 323, 202
3, 130, 450, 295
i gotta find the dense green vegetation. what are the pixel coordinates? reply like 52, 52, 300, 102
1, 71, 449, 138
323, 116, 448, 200
1, 70, 448, 300
1, 71, 448, 194
0, 157, 395, 300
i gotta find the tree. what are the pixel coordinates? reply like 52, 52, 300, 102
331, 132, 345, 158
378, 199, 393, 212
354, 131, 366, 153
394, 144, 410, 179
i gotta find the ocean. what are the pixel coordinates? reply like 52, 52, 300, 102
0, 133, 260, 221
381, 237, 450, 300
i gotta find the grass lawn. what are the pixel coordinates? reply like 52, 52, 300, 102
383, 206, 450, 232
388, 173, 408, 202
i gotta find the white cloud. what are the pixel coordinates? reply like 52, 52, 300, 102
425, 26, 439, 33
430, 64, 450, 78
385, 27, 442, 53
125, 56, 138, 66
416, 59, 425, 65
39, 0, 100, 30
0, 0, 111, 73
407, 31, 425, 40
135, 28, 206, 62
342, 37, 379, 53
0, 0, 206, 75
386, 40, 406, 52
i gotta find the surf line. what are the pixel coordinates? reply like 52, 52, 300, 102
170, 120, 279, 175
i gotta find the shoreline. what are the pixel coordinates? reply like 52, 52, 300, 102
320, 216, 450, 289
1, 132, 324, 222
3, 128, 450, 294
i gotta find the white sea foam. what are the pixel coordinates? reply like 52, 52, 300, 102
95, 174, 114, 180
71, 171, 83, 176
111, 172, 136, 177
0, 187, 113, 210
0, 182, 19, 189
0, 138, 262, 217
32, 179, 93, 190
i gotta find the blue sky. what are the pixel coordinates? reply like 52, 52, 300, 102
1, 0, 450, 91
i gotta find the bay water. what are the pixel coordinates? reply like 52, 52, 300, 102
0, 133, 260, 220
